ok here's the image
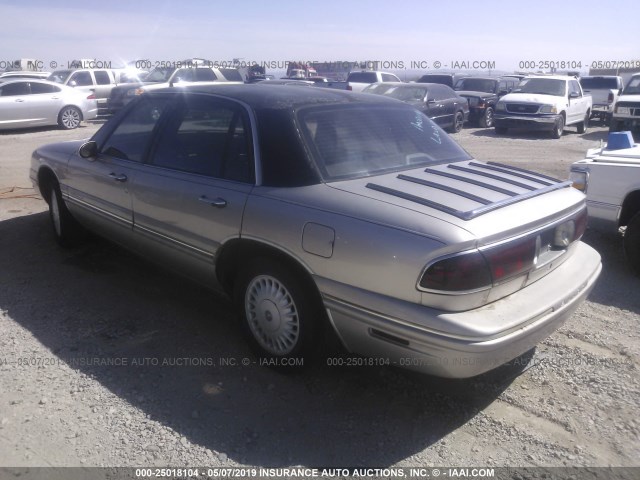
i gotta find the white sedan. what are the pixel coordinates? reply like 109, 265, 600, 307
0, 78, 97, 130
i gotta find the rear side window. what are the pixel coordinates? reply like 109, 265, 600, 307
69, 71, 93, 86
150, 98, 253, 183
580, 77, 619, 89
0, 82, 30, 96
100, 97, 170, 162
30, 83, 61, 94
94, 71, 112, 85
219, 68, 243, 81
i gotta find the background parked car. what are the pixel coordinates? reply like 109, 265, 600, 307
609, 73, 640, 139
106, 62, 242, 113
346, 70, 401, 92
47, 68, 118, 114
579, 75, 624, 124
416, 73, 468, 88
366, 82, 469, 133
454, 76, 518, 128
0, 71, 50, 80
0, 78, 97, 130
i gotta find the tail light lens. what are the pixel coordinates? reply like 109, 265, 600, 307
86, 93, 96, 100
420, 209, 587, 293
420, 251, 491, 292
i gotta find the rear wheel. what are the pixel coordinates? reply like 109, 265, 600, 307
624, 212, 640, 275
235, 259, 320, 367
479, 107, 494, 128
450, 111, 464, 133
577, 111, 589, 134
48, 181, 86, 247
551, 115, 564, 139
58, 106, 82, 130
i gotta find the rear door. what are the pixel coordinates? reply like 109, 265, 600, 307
131, 94, 254, 280
28, 82, 65, 124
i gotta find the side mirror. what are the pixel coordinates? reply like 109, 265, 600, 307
69, 80, 77, 87
427, 99, 436, 105
569, 92, 580, 99
79, 141, 98, 160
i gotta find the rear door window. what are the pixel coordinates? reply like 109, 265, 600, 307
94, 70, 112, 85
69, 71, 93, 86
0, 82, 31, 96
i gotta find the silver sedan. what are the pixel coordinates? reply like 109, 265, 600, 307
30, 85, 601, 378
0, 79, 97, 130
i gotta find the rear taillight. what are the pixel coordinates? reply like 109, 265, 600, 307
346, 85, 352, 91
419, 209, 587, 293
483, 237, 537, 283
86, 93, 96, 100
420, 251, 491, 292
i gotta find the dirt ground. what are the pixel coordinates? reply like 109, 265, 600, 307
0, 120, 638, 470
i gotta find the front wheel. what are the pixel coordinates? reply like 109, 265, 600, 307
48, 182, 86, 247
577, 112, 589, 134
479, 107, 494, 128
58, 106, 82, 130
624, 212, 640, 275
551, 115, 564, 139
235, 259, 320, 366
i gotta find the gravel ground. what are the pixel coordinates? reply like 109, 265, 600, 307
0, 120, 638, 470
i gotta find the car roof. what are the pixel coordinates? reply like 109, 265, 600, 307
149, 83, 403, 110
523, 75, 575, 81
0, 78, 63, 86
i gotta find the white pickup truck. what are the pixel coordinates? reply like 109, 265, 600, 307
494, 75, 592, 138
609, 73, 640, 139
579, 75, 624, 124
570, 132, 640, 273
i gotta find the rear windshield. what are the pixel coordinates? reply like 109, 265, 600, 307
580, 77, 619, 89
348, 72, 377, 84
298, 105, 471, 181
48, 70, 72, 83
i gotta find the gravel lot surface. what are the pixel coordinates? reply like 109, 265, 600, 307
0, 119, 638, 470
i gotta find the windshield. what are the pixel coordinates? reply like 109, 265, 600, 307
47, 70, 72, 83
454, 78, 497, 93
298, 105, 472, 181
513, 78, 566, 96
143, 67, 176, 82
580, 77, 619, 89
623, 77, 640, 95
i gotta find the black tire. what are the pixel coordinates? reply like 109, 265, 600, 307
494, 125, 508, 135
234, 258, 321, 368
551, 115, 564, 139
58, 106, 82, 130
479, 107, 494, 128
449, 111, 464, 133
577, 111, 589, 134
624, 212, 640, 275
48, 181, 86, 247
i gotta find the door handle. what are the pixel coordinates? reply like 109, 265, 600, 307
15, 99, 25, 102
108, 173, 128, 182
198, 195, 227, 208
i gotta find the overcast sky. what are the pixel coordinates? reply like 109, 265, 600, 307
1, 0, 637, 73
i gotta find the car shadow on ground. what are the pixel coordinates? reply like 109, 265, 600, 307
581, 229, 640, 313
0, 124, 96, 136
0, 213, 554, 466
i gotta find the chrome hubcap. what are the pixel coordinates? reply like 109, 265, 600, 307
245, 275, 300, 355
61, 109, 80, 128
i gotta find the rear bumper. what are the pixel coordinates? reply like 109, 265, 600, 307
318, 241, 601, 378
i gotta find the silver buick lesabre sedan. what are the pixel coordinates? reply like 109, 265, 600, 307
30, 85, 602, 378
